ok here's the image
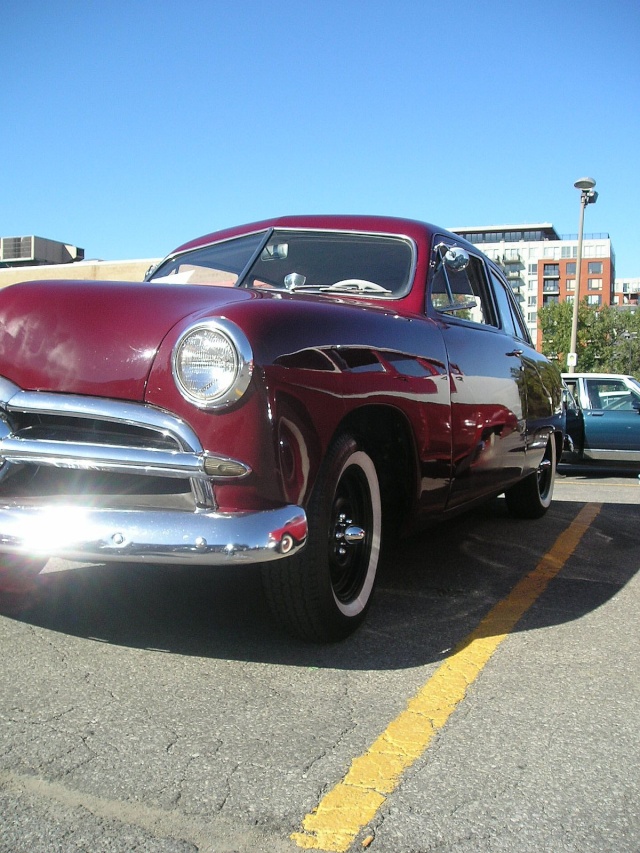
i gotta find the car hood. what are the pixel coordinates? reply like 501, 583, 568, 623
0, 279, 254, 401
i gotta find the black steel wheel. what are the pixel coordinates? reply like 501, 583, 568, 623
262, 433, 381, 642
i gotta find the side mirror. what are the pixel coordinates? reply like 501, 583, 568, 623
434, 243, 470, 272
432, 243, 474, 313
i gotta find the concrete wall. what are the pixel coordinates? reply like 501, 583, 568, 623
0, 258, 160, 289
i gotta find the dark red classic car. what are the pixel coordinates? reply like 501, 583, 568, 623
0, 216, 563, 641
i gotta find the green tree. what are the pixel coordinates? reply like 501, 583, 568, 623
538, 300, 640, 377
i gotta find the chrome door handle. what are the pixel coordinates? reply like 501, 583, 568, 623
506, 349, 523, 357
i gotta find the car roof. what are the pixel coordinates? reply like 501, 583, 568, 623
168, 215, 469, 256
561, 373, 636, 380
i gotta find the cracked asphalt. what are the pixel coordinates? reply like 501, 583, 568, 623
1, 468, 638, 852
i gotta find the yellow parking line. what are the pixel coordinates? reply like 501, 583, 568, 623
292, 503, 602, 852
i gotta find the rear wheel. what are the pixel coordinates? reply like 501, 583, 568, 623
262, 433, 381, 642
505, 435, 556, 519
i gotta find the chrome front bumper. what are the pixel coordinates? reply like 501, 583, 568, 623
0, 379, 307, 566
0, 502, 307, 565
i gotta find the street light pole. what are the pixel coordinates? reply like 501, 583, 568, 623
567, 177, 598, 373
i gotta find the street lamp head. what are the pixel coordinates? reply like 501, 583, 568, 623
574, 176, 596, 190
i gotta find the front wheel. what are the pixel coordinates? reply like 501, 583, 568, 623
262, 434, 381, 642
505, 435, 556, 519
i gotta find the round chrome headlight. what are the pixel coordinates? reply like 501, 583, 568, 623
172, 320, 253, 409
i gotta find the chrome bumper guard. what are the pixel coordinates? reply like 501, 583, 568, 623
0, 379, 307, 566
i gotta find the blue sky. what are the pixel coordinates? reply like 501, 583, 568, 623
4, 0, 639, 275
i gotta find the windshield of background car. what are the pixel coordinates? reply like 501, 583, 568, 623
148, 231, 267, 285
149, 229, 415, 297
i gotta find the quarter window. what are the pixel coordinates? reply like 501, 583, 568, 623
430, 247, 494, 326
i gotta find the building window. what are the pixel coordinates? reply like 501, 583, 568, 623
587, 294, 602, 306
528, 263, 537, 275
527, 312, 537, 323
588, 261, 603, 274
543, 279, 559, 293
543, 263, 559, 276
588, 278, 602, 290
566, 294, 574, 303
566, 262, 576, 275
543, 295, 559, 305
527, 296, 537, 307
566, 278, 575, 291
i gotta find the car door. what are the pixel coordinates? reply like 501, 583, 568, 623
561, 381, 585, 458
428, 240, 527, 508
581, 377, 640, 461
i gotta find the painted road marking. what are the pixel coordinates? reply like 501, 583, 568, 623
292, 503, 602, 852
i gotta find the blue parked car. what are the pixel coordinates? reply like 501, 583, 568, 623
562, 373, 640, 466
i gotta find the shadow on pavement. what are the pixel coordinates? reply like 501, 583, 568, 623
1, 497, 637, 671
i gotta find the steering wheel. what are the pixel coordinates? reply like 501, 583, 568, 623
326, 279, 390, 293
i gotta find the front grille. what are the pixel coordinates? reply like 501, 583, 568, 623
7, 412, 182, 452
0, 388, 214, 511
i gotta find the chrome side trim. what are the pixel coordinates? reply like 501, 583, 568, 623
0, 503, 307, 566
583, 448, 640, 462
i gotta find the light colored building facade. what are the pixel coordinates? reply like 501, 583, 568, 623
613, 276, 640, 307
450, 224, 615, 348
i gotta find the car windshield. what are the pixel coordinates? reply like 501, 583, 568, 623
147, 231, 267, 286
148, 229, 415, 298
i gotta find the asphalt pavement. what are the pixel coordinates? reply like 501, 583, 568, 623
0, 468, 638, 853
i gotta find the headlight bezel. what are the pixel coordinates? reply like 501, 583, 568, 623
171, 319, 253, 410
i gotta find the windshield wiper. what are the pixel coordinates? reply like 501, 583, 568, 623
290, 278, 392, 295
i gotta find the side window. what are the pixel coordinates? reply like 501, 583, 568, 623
585, 379, 640, 411
564, 379, 579, 399
489, 270, 517, 336
430, 247, 495, 326
488, 268, 532, 343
